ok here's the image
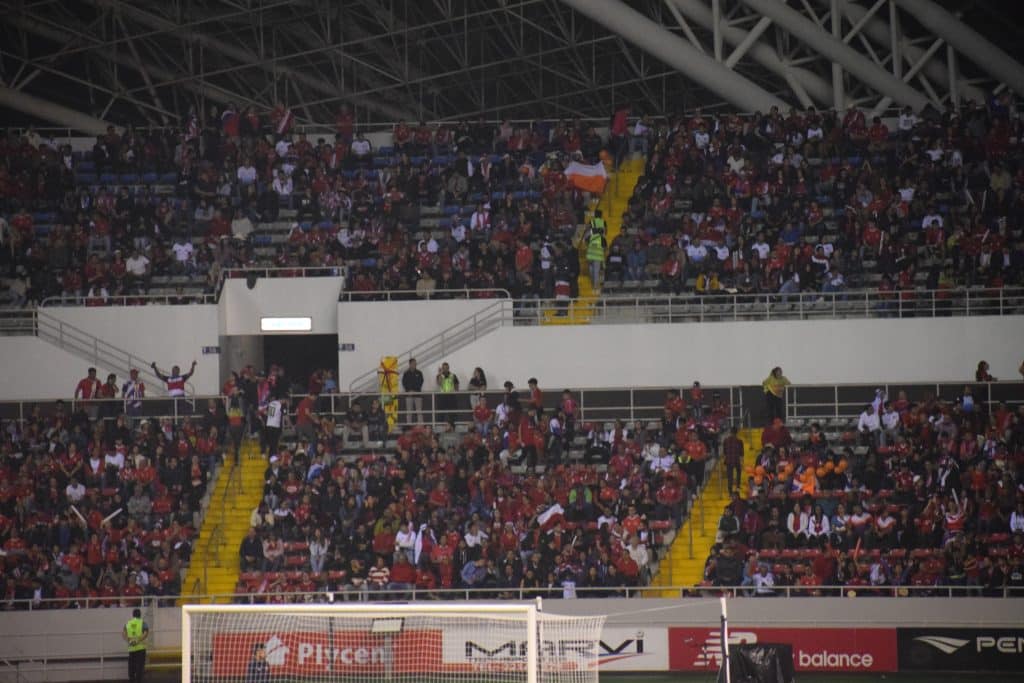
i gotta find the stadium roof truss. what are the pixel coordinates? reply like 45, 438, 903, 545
0, 0, 1021, 133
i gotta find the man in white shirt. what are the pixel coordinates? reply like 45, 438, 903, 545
627, 536, 649, 571
463, 521, 487, 549
65, 477, 86, 504
274, 137, 291, 158
685, 241, 707, 266
104, 447, 125, 471
450, 220, 467, 244
880, 401, 901, 447
921, 210, 943, 231
751, 233, 771, 261
236, 161, 258, 186
271, 171, 293, 198
693, 125, 710, 150
350, 132, 372, 160
857, 403, 881, 446
264, 396, 285, 458
898, 106, 917, 137
171, 239, 194, 274
752, 564, 776, 596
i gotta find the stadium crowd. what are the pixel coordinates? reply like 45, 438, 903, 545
705, 385, 1024, 596
2, 94, 1023, 307
231, 371, 729, 601
0, 372, 227, 608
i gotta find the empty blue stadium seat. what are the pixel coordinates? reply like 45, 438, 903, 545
159, 172, 177, 184
141, 172, 159, 184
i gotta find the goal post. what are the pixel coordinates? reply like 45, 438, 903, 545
182, 601, 605, 683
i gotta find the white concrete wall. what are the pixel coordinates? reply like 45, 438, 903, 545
0, 336, 117, 400
441, 316, 1024, 390
336, 299, 504, 390
220, 276, 345, 336
45, 305, 221, 395
0, 598, 1019, 679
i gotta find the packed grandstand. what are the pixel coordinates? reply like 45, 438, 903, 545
2, 94, 1023, 310
1, 41, 1023, 614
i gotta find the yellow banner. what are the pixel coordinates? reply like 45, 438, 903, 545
378, 356, 399, 433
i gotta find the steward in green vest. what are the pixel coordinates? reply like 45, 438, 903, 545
123, 607, 149, 683
585, 210, 608, 290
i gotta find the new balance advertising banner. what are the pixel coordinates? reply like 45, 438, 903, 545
668, 627, 897, 673
898, 628, 1024, 672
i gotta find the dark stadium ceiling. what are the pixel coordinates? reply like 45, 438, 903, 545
0, 0, 1021, 132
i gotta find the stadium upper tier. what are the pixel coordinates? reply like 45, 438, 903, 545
1, 102, 1021, 309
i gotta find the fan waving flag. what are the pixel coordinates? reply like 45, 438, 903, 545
565, 161, 608, 194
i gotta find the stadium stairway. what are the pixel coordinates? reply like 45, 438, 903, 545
541, 156, 643, 325
649, 427, 762, 596
181, 439, 266, 603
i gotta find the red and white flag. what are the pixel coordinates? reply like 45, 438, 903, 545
275, 108, 294, 136
565, 161, 608, 194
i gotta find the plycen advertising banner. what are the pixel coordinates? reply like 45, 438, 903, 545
211, 630, 443, 677
668, 627, 897, 673
898, 628, 1024, 672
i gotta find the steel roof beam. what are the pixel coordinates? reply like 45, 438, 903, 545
559, 0, 788, 112
896, 0, 1024, 96
672, 0, 838, 108
0, 85, 110, 134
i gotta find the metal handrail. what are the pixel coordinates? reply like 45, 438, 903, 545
343, 286, 1023, 392
39, 292, 218, 307
784, 380, 1024, 420
201, 461, 244, 595
24, 309, 196, 397
339, 288, 511, 302
224, 265, 348, 277
3, 583, 1021, 610
346, 298, 512, 392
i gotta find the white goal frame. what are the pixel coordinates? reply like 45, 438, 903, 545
183, 601, 558, 683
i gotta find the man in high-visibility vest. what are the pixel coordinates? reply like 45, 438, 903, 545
585, 211, 607, 291
123, 607, 150, 683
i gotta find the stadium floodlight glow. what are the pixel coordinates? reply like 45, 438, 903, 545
182, 602, 605, 683
260, 316, 312, 332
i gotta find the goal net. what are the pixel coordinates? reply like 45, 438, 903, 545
183, 602, 606, 683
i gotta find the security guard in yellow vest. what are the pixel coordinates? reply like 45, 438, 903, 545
435, 361, 460, 424
585, 210, 607, 291
123, 607, 150, 683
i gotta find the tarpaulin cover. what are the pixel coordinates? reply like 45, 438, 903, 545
717, 644, 795, 683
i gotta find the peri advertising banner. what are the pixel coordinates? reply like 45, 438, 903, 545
668, 626, 897, 673
898, 628, 1024, 672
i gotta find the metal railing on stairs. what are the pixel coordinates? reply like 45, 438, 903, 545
0, 307, 195, 397
200, 459, 244, 597
346, 298, 514, 392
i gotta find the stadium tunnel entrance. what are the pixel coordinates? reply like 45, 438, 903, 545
220, 334, 339, 395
